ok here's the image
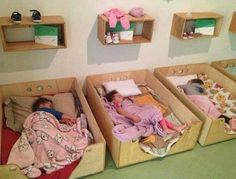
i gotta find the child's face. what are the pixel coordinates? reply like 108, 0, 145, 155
40, 101, 53, 108
112, 93, 124, 104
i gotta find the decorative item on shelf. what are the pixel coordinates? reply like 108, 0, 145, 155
105, 32, 112, 44
103, 8, 130, 30
30, 10, 41, 23
112, 33, 120, 44
195, 19, 216, 35
110, 22, 135, 41
34, 25, 58, 46
10, 11, 22, 24
182, 20, 195, 39
129, 7, 144, 17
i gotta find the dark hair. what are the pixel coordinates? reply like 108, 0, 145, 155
190, 78, 204, 85
105, 90, 118, 102
32, 97, 52, 112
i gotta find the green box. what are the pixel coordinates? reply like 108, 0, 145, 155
110, 22, 135, 32
34, 25, 58, 46
195, 19, 216, 28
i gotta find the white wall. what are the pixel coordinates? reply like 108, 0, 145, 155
0, 0, 236, 85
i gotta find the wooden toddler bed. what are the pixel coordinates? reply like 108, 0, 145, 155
86, 69, 202, 168
0, 77, 105, 179
211, 59, 236, 82
154, 63, 236, 146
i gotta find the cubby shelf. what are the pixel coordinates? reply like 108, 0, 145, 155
97, 14, 154, 45
229, 12, 236, 33
171, 12, 223, 40
0, 16, 66, 51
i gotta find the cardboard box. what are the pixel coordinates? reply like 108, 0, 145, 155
34, 25, 58, 46
195, 19, 216, 35
110, 22, 135, 40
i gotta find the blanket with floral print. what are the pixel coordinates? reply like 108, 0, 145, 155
204, 79, 236, 119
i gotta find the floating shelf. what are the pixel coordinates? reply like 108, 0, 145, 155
171, 12, 223, 40
0, 16, 66, 51
229, 12, 236, 33
97, 14, 154, 45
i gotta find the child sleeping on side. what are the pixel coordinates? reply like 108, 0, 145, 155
178, 78, 236, 131
105, 90, 187, 134
32, 97, 76, 126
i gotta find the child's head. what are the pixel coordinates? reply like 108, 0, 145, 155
188, 78, 204, 85
105, 90, 123, 103
32, 97, 53, 112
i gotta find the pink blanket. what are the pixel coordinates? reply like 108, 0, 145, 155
188, 95, 221, 118
7, 111, 90, 177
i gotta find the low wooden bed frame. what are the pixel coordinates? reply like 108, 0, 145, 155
86, 69, 202, 168
154, 63, 236, 146
211, 59, 236, 82
0, 77, 105, 179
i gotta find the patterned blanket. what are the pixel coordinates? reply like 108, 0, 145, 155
7, 111, 90, 178
204, 79, 236, 119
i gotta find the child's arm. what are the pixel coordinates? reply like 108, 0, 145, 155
116, 107, 141, 123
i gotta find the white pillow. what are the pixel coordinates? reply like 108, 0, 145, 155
167, 74, 198, 86
103, 79, 141, 97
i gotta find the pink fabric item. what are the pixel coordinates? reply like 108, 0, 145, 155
7, 111, 89, 177
159, 118, 174, 129
103, 8, 130, 29
188, 95, 221, 118
129, 7, 144, 17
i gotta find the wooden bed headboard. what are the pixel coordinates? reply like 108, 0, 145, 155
0, 77, 75, 101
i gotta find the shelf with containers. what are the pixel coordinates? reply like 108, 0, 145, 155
0, 16, 66, 51
97, 14, 154, 45
170, 12, 223, 40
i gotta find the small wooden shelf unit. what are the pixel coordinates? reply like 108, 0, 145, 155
97, 14, 154, 45
229, 12, 236, 33
171, 12, 223, 40
0, 16, 66, 51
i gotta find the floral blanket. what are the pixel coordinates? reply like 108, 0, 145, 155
204, 79, 236, 119
7, 111, 90, 178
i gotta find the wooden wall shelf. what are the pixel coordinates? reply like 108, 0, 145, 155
229, 12, 236, 33
171, 12, 223, 40
0, 16, 66, 51
97, 14, 154, 45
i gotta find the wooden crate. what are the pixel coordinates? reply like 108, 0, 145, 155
0, 77, 105, 179
229, 12, 236, 33
171, 12, 223, 40
97, 14, 154, 45
154, 63, 236, 146
0, 16, 67, 51
86, 70, 202, 168
211, 59, 236, 82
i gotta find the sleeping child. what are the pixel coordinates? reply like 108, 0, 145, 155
105, 90, 187, 135
32, 97, 76, 126
178, 78, 236, 131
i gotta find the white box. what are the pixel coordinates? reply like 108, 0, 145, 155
35, 35, 58, 46
119, 31, 134, 40
195, 27, 215, 36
